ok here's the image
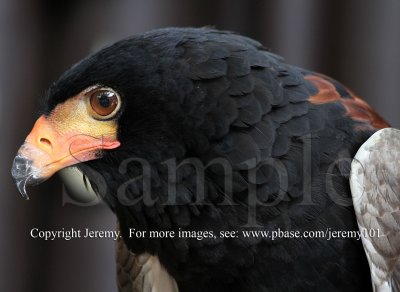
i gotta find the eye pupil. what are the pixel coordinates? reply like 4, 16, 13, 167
98, 92, 112, 108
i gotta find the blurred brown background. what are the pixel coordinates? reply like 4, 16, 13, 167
1, 0, 399, 291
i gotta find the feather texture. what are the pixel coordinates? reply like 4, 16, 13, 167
350, 128, 400, 292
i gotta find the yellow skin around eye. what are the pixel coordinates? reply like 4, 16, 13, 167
47, 90, 119, 141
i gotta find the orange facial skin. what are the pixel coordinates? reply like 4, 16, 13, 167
20, 115, 120, 180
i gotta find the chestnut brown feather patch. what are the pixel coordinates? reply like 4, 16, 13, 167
306, 74, 389, 129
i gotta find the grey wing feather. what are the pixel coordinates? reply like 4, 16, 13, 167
116, 223, 179, 292
350, 128, 400, 292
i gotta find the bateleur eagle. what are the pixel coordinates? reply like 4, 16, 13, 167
11, 27, 389, 292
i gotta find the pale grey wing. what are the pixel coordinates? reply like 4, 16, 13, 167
350, 128, 400, 292
116, 223, 179, 292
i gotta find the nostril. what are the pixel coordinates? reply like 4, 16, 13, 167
40, 138, 52, 149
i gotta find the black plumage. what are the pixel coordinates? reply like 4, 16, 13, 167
25, 27, 390, 291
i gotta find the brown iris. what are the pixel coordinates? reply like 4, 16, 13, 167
89, 89, 119, 118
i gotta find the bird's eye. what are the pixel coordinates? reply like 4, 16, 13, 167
89, 89, 120, 119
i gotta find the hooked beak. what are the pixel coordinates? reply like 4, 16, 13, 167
11, 115, 120, 199
11, 143, 47, 199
